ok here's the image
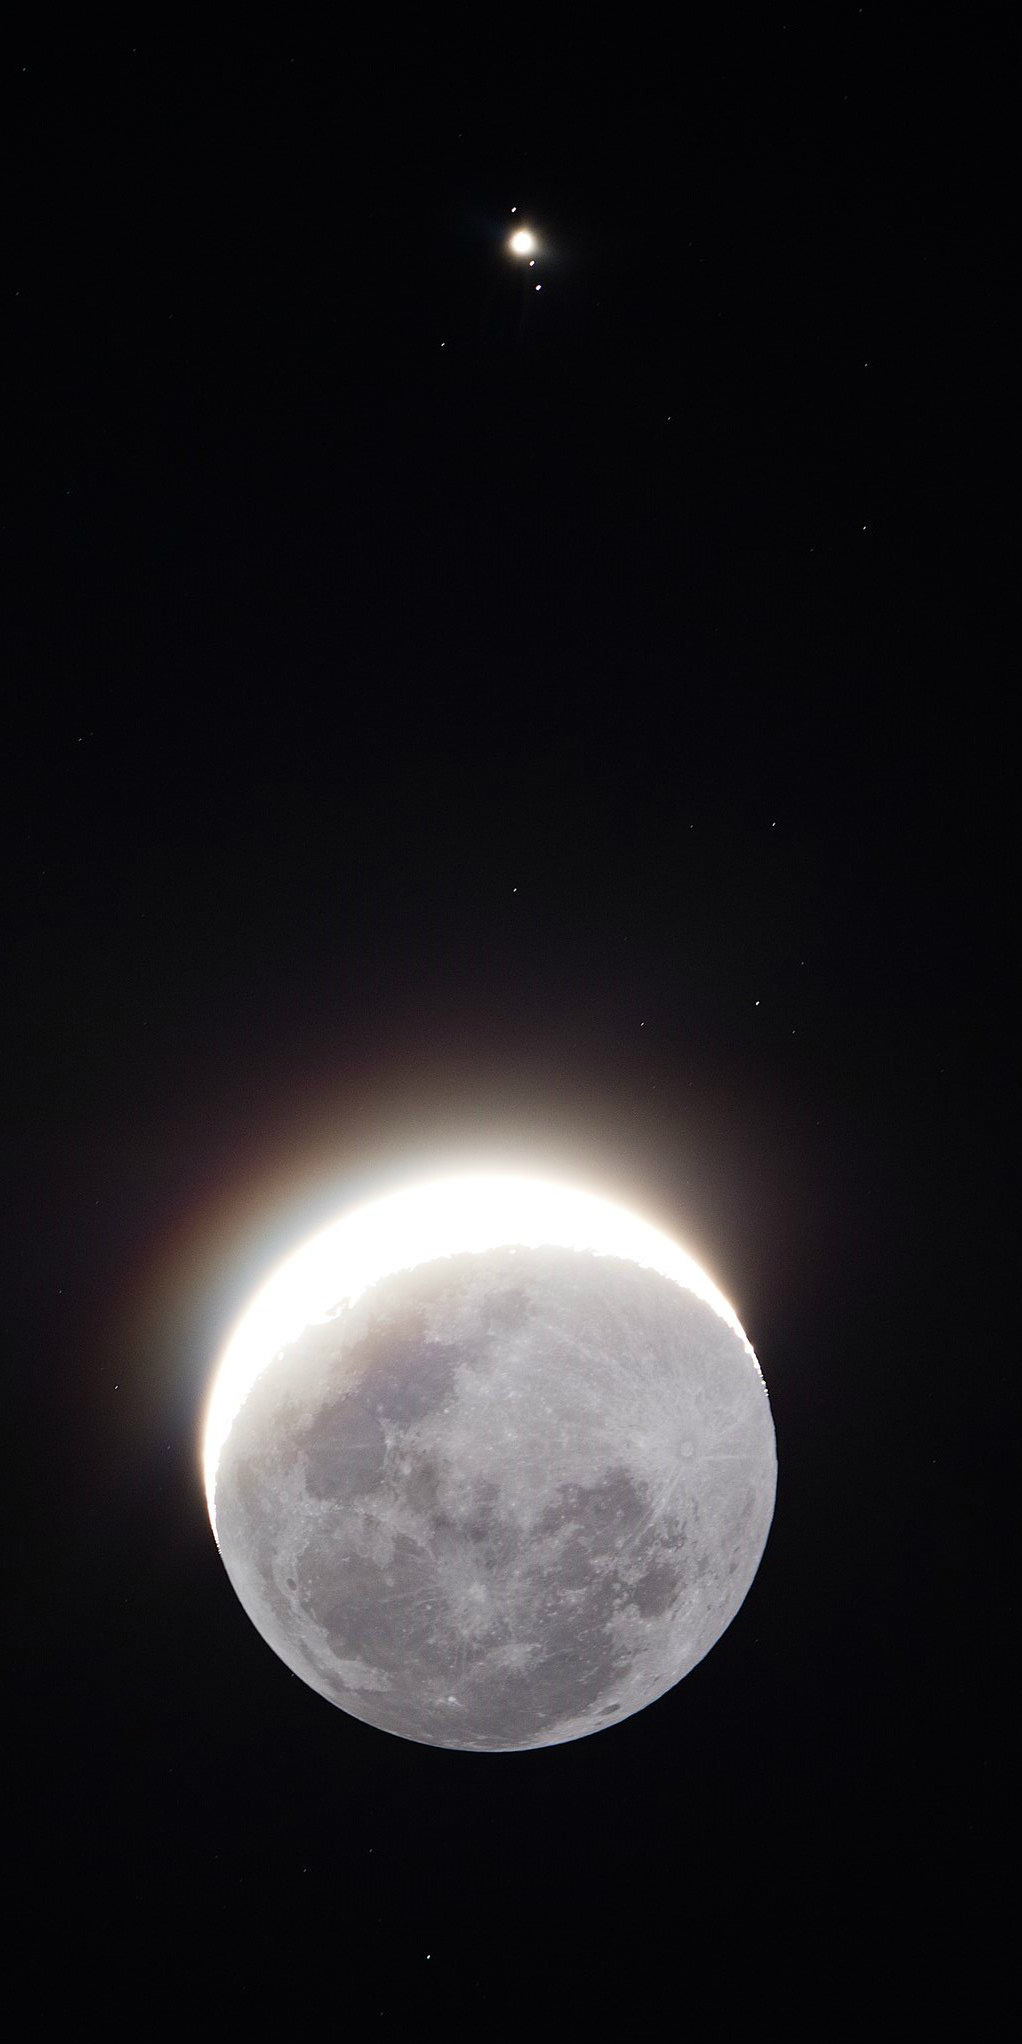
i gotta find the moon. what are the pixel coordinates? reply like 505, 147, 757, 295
204, 1175, 776, 1751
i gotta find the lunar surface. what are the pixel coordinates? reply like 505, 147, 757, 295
208, 1181, 776, 1752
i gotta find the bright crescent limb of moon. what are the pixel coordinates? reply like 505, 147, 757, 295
202, 1173, 761, 1543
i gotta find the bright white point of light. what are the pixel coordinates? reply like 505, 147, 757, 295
535, 284, 542, 292
202, 1172, 759, 1542
509, 229, 536, 256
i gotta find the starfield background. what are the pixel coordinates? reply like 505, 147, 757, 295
5, 15, 1018, 2029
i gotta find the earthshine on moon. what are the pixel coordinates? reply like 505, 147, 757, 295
205, 1175, 776, 1751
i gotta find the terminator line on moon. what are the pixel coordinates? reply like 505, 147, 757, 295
204, 1175, 776, 1751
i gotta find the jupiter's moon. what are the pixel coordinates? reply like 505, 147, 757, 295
204, 1175, 776, 1751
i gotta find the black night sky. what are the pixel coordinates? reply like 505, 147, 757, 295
6, 17, 1018, 2028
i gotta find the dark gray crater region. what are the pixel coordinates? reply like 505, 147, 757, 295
214, 1245, 776, 1751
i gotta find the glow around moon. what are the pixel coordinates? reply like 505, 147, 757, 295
203, 1173, 758, 1544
